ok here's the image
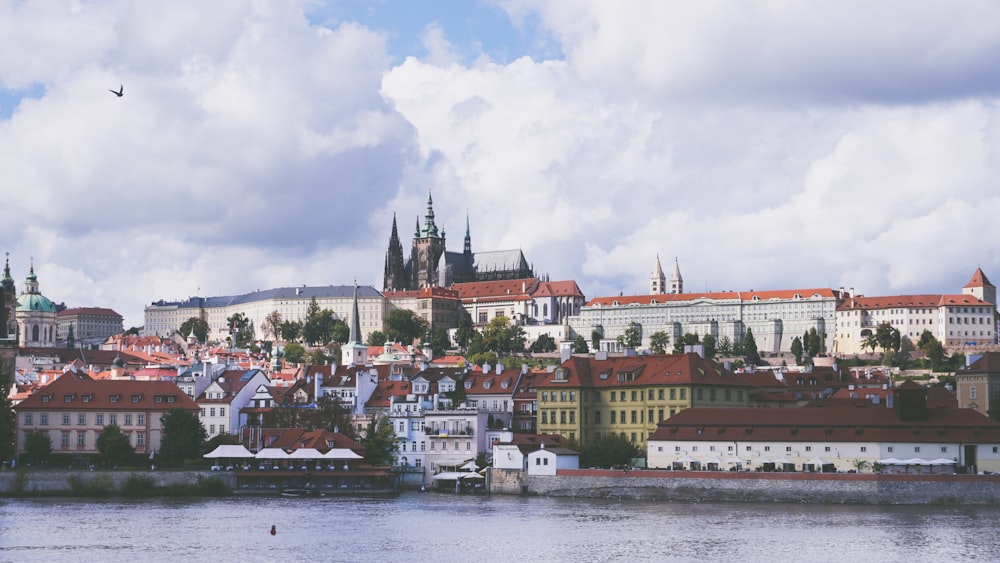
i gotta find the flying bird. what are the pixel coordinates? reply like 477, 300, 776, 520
109, 84, 123, 97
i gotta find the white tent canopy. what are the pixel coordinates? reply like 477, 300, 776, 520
255, 447, 291, 460
805, 457, 829, 467
323, 448, 363, 460
203, 445, 255, 459
879, 458, 904, 465
929, 458, 957, 465
287, 448, 325, 459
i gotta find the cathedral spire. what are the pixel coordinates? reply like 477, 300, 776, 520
670, 257, 683, 294
650, 254, 665, 294
383, 214, 406, 291
423, 189, 439, 238
463, 212, 472, 255
349, 282, 361, 345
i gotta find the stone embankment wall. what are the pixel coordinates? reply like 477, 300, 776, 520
0, 470, 233, 495
512, 469, 1000, 505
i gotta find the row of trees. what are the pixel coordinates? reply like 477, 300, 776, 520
568, 325, 762, 365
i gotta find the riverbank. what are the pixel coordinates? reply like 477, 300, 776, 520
491, 468, 1000, 505
0, 469, 233, 498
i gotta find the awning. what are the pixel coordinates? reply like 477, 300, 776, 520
432, 472, 466, 480
461, 472, 485, 479
203, 444, 255, 459
900, 458, 931, 465
879, 458, 904, 465
287, 448, 325, 459
322, 448, 363, 460
929, 458, 957, 465
255, 447, 290, 459
805, 457, 828, 467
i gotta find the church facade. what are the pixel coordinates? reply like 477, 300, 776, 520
383, 192, 534, 291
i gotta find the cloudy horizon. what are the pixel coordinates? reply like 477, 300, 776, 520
3, 1, 1000, 328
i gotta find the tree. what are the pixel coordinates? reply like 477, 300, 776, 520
300, 395, 357, 438
308, 347, 334, 366
874, 322, 900, 355
619, 322, 642, 350
672, 333, 700, 354
577, 433, 641, 468
226, 312, 253, 348
0, 358, 14, 464
571, 335, 590, 354
159, 409, 207, 465
179, 316, 210, 343
97, 424, 134, 466
591, 328, 603, 351
384, 309, 429, 345
283, 342, 305, 364
428, 326, 452, 356
454, 310, 475, 350
366, 330, 387, 346
716, 336, 733, 357
24, 430, 52, 465
702, 334, 716, 359
280, 320, 302, 343
917, 330, 947, 371
469, 317, 525, 357
861, 332, 878, 354
360, 416, 398, 466
529, 333, 557, 353
790, 336, 803, 365
649, 331, 670, 354
743, 328, 761, 365
303, 301, 341, 346
262, 310, 283, 342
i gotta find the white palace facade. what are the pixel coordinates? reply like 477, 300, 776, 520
143, 285, 385, 343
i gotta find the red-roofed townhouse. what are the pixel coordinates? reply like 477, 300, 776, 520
196, 368, 270, 438
15, 371, 198, 458
492, 432, 571, 470
648, 380, 1000, 474
956, 352, 1000, 417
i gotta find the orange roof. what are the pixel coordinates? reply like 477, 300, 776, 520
838, 294, 990, 311
587, 288, 839, 307
965, 267, 995, 289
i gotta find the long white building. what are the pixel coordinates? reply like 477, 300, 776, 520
569, 287, 845, 354
143, 285, 385, 343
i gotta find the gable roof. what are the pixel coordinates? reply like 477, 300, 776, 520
17, 372, 197, 411
965, 268, 995, 289
538, 354, 752, 389
587, 288, 839, 307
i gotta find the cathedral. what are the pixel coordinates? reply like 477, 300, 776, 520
383, 192, 534, 291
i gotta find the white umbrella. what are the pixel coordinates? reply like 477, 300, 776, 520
879, 458, 904, 465
255, 447, 291, 459
806, 457, 827, 467
460, 460, 479, 471
901, 458, 930, 465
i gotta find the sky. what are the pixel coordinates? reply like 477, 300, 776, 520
3, 0, 1000, 329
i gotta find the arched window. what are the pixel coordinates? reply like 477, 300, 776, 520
32, 325, 40, 341
543, 303, 548, 318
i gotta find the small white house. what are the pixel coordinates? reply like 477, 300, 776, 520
526, 446, 580, 476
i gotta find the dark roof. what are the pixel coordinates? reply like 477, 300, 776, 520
537, 354, 753, 389
149, 285, 382, 309
963, 352, 1000, 374
649, 404, 1000, 444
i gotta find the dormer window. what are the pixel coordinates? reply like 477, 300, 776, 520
155, 396, 163, 403
484, 381, 491, 389
554, 368, 568, 382
41, 394, 51, 403
82, 395, 91, 403
131, 394, 141, 403
64, 394, 74, 403
599, 371, 610, 380
464, 381, 472, 389
109, 395, 119, 403
501, 381, 509, 389
167, 396, 175, 403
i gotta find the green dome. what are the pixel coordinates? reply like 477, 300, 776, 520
17, 293, 56, 313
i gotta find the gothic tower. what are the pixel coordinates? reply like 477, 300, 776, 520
383, 214, 407, 291
670, 257, 683, 294
650, 255, 666, 294
410, 191, 447, 288
1, 254, 15, 338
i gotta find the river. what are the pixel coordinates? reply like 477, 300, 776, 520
1, 493, 998, 562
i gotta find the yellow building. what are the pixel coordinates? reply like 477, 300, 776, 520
535, 353, 752, 446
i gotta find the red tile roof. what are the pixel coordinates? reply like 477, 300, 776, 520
17, 372, 197, 411
587, 288, 839, 307
537, 354, 753, 389
965, 267, 995, 289
837, 294, 990, 311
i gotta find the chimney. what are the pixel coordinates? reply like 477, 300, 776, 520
496, 363, 504, 374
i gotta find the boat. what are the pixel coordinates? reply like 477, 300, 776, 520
280, 487, 325, 498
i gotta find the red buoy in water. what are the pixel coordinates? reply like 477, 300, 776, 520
270, 525, 276, 536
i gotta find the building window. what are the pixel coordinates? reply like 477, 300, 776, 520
24, 413, 32, 425
77, 432, 85, 447
825, 446, 831, 452
914, 446, 921, 453
40, 414, 48, 425
220, 407, 226, 417
77, 413, 86, 425
95, 414, 103, 426
62, 414, 70, 426
137, 433, 145, 447
124, 414, 132, 426
805, 446, 811, 452
786, 446, 792, 452
61, 432, 70, 447
971, 386, 978, 399
670, 389, 676, 400
888, 446, 894, 452
138, 413, 145, 425
764, 446, 770, 451
210, 408, 216, 417
109, 414, 117, 426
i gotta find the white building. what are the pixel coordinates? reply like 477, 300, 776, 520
834, 269, 997, 354
143, 285, 385, 343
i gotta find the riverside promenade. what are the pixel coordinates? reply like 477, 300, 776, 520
490, 468, 1000, 505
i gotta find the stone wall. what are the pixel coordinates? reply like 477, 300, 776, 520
511, 469, 1000, 505
489, 468, 527, 495
0, 470, 234, 495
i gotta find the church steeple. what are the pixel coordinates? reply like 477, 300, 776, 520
463, 213, 472, 255
650, 255, 666, 294
670, 257, 683, 294
25, 258, 39, 294
383, 214, 407, 291
342, 282, 368, 367
422, 190, 439, 238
